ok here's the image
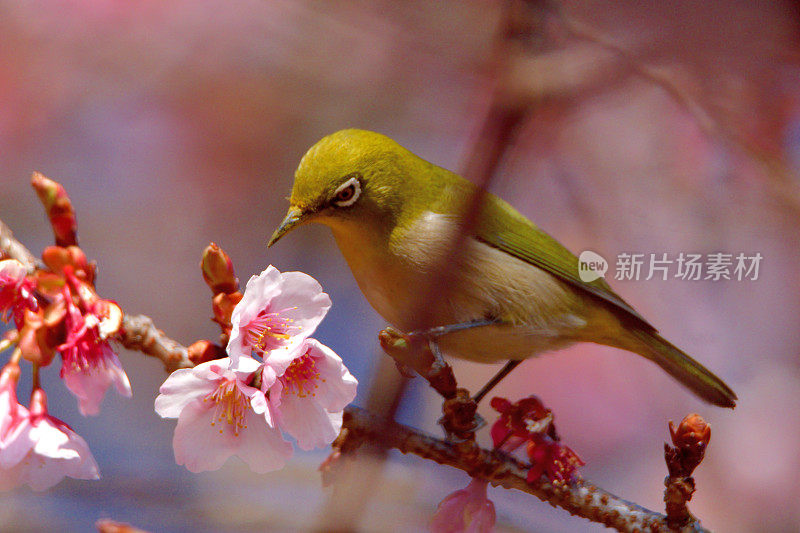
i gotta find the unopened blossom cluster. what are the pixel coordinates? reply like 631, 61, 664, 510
0, 174, 131, 490
156, 264, 357, 473
430, 395, 583, 532
490, 395, 583, 484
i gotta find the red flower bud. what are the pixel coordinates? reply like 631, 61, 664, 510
666, 413, 711, 476
669, 413, 711, 451
31, 172, 78, 247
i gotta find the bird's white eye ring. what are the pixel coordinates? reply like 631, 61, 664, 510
333, 176, 361, 207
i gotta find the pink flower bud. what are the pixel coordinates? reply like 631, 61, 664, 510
201, 243, 238, 295
430, 478, 496, 533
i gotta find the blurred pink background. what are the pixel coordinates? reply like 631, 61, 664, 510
1, 1, 799, 531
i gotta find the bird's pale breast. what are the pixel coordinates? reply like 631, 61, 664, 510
332, 211, 609, 363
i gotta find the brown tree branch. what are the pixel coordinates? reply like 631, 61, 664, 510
117, 314, 193, 373
334, 406, 710, 533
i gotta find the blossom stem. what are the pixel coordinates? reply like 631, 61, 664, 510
31, 363, 41, 390
9, 347, 22, 365
0, 335, 16, 354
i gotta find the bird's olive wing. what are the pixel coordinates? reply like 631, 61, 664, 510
475, 205, 656, 333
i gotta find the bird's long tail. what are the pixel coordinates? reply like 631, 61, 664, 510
625, 329, 737, 408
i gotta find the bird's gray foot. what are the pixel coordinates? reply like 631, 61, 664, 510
472, 360, 522, 404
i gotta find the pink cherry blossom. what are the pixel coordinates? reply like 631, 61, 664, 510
430, 478, 496, 533
264, 338, 357, 451
227, 266, 331, 366
58, 294, 131, 416
0, 259, 37, 326
155, 356, 292, 473
0, 388, 99, 491
0, 364, 30, 462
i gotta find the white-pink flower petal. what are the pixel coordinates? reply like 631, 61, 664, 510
0, 365, 33, 469
62, 351, 132, 417
0, 389, 99, 491
272, 383, 342, 451
226, 266, 331, 365
266, 339, 356, 451
430, 478, 496, 533
172, 399, 240, 473
303, 339, 358, 412
233, 409, 293, 473
156, 356, 291, 474
19, 418, 100, 490
154, 367, 217, 419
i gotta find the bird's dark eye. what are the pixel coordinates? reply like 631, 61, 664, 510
336, 185, 355, 202
332, 175, 361, 207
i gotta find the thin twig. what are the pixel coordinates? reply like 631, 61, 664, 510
0, 219, 42, 272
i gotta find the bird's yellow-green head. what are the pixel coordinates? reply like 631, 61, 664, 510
268, 129, 437, 247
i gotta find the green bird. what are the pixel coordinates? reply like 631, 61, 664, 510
268, 129, 737, 408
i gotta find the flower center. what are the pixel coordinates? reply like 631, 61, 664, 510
205, 378, 250, 436
243, 307, 299, 354
282, 353, 324, 398
60, 321, 114, 374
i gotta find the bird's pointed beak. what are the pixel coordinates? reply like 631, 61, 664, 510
268, 206, 305, 247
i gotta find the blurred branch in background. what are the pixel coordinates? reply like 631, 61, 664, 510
312, 0, 544, 528
545, 3, 800, 212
